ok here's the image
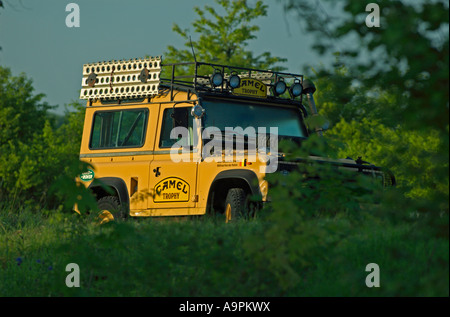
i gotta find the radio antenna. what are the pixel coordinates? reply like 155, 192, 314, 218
189, 36, 197, 63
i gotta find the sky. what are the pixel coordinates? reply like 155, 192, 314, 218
0, 0, 335, 114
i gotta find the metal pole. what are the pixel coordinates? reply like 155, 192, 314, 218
303, 79, 323, 137
306, 92, 323, 137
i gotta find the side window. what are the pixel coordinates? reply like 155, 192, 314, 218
90, 109, 148, 149
159, 107, 192, 148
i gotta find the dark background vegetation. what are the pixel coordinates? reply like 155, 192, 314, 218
0, 0, 448, 296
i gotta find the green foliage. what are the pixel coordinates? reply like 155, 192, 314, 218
0, 66, 51, 148
286, 0, 448, 236
301, 62, 448, 226
309, 64, 404, 129
0, 208, 447, 296
332, 0, 449, 133
163, 0, 287, 76
287, 0, 449, 144
0, 66, 96, 210
0, 66, 49, 202
327, 118, 446, 202
245, 136, 384, 291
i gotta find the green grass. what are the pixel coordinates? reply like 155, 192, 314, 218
0, 205, 448, 297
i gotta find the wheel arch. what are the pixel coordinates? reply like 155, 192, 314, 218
88, 177, 130, 212
206, 169, 261, 212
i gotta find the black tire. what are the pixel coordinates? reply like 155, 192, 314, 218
97, 195, 125, 221
224, 188, 247, 223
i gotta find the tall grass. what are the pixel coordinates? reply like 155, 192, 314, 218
1, 204, 448, 297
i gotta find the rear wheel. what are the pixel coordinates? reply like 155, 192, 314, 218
223, 188, 247, 223
97, 196, 124, 223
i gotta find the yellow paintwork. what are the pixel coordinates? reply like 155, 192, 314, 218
78, 90, 269, 217
98, 210, 115, 224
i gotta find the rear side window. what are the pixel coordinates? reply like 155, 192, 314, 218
90, 109, 148, 149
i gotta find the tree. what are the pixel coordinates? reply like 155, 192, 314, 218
308, 61, 402, 128
0, 66, 50, 201
284, 0, 449, 229
285, 0, 449, 131
0, 66, 51, 147
299, 62, 443, 203
0, 66, 93, 209
163, 0, 287, 76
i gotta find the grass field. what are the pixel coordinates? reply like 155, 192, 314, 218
0, 204, 448, 297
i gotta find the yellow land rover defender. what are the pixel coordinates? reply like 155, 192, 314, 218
76, 56, 394, 222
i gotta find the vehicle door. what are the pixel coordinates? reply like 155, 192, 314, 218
148, 103, 199, 212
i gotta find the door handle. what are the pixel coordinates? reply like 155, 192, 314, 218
153, 167, 161, 177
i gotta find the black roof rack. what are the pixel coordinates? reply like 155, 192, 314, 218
160, 61, 304, 105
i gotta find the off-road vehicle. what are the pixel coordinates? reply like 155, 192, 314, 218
75, 56, 395, 222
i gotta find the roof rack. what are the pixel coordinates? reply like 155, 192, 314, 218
79, 57, 304, 103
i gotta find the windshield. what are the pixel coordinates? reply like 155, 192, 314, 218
202, 99, 307, 139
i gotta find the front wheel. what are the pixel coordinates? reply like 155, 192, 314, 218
97, 196, 125, 224
224, 188, 247, 223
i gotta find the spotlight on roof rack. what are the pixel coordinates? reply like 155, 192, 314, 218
210, 69, 224, 87
228, 72, 241, 89
273, 78, 287, 96
289, 79, 303, 98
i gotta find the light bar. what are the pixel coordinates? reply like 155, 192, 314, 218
80, 56, 162, 100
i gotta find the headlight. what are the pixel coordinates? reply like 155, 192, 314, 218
290, 80, 303, 97
273, 78, 287, 96
228, 73, 241, 89
210, 70, 224, 87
